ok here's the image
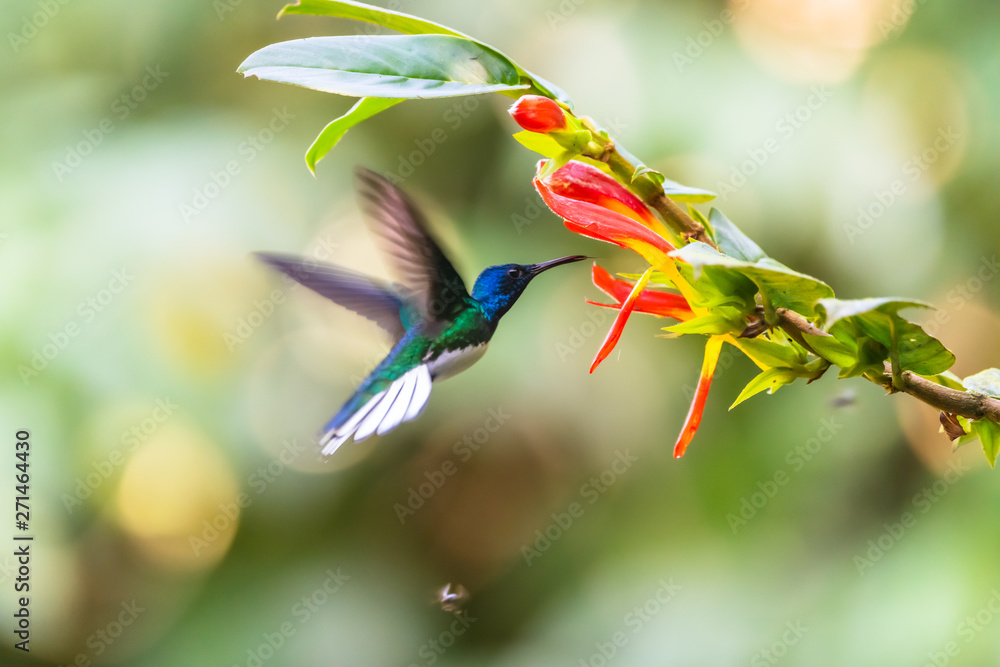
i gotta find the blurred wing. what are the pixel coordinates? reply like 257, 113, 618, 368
355, 167, 470, 321
255, 252, 412, 340
319, 364, 433, 455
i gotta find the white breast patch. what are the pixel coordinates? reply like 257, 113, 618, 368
425, 343, 488, 380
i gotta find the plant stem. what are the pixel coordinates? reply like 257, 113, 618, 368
574, 115, 1000, 430
604, 149, 715, 247
896, 370, 1000, 422
775, 307, 825, 357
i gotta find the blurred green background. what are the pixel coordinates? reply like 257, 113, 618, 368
3, 0, 1000, 665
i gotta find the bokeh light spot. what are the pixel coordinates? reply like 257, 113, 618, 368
116, 423, 239, 569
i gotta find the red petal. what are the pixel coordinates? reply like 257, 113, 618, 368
674, 336, 723, 458
590, 268, 653, 373
585, 300, 620, 309
536, 190, 675, 267
534, 162, 675, 265
561, 210, 673, 256
544, 160, 658, 227
591, 265, 692, 320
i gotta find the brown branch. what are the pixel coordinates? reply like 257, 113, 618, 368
775, 307, 1000, 423
776, 308, 829, 338
775, 307, 828, 357
897, 370, 1000, 423
651, 194, 715, 246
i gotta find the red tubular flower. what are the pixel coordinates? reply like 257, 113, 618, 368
533, 157, 718, 457
536, 160, 686, 374
508, 95, 568, 133
588, 265, 693, 320
542, 161, 661, 230
674, 337, 723, 458
590, 268, 652, 373
533, 161, 675, 266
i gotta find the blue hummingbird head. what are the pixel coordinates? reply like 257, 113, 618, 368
472, 255, 587, 322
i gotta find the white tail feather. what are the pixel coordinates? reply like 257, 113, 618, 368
319, 365, 433, 455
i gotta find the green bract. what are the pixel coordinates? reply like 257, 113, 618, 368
730, 368, 800, 409
670, 242, 834, 316
975, 420, 1000, 467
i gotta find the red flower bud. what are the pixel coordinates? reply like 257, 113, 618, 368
508, 95, 567, 133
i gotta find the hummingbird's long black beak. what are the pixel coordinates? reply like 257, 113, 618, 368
529, 255, 590, 276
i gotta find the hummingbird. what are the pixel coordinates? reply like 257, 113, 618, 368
257, 168, 586, 455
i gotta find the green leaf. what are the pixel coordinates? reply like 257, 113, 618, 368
816, 297, 933, 328
973, 419, 1000, 467
816, 298, 955, 376
835, 332, 889, 378
279, 0, 572, 104
662, 178, 716, 203
688, 205, 710, 230
735, 336, 807, 370
635, 270, 676, 286
513, 130, 609, 172
953, 415, 977, 449
608, 142, 714, 202
673, 262, 757, 311
663, 314, 736, 336
730, 367, 800, 409
932, 370, 967, 391
670, 242, 834, 315
801, 332, 857, 368
306, 97, 402, 172
963, 368, 1000, 398
710, 209, 766, 263
282, 0, 464, 35
634, 165, 666, 187
636, 167, 714, 202
535, 150, 577, 179
512, 129, 561, 156
239, 35, 529, 99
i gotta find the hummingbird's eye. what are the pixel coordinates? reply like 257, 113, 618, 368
506, 267, 523, 279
